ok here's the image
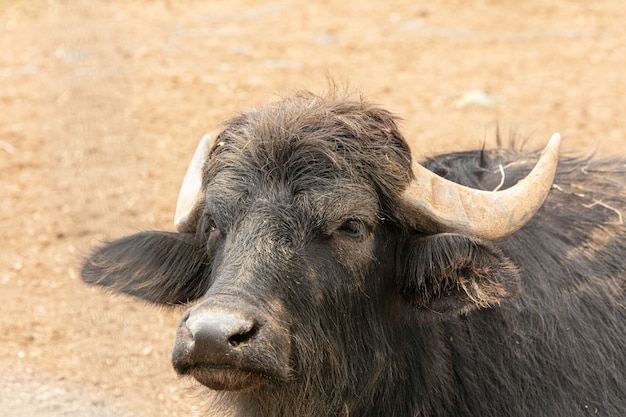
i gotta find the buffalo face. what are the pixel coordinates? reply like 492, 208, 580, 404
82, 93, 544, 414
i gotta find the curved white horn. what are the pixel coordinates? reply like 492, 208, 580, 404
175, 134, 212, 233
401, 133, 561, 240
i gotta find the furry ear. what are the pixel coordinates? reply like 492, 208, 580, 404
82, 231, 211, 305
399, 233, 521, 317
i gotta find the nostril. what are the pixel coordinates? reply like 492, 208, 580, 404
228, 324, 258, 348
184, 310, 259, 355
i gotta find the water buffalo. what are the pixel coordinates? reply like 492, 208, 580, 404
82, 92, 626, 416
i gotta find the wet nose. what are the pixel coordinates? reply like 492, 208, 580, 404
171, 304, 292, 390
184, 310, 259, 362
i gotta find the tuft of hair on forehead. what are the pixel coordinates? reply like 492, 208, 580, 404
208, 91, 414, 215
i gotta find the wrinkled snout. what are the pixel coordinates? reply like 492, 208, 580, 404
185, 310, 258, 359
172, 301, 291, 391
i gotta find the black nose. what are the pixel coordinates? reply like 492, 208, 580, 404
171, 304, 292, 390
187, 310, 258, 357
173, 309, 259, 370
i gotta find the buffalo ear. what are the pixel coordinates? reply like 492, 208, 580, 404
399, 233, 521, 317
81, 231, 210, 305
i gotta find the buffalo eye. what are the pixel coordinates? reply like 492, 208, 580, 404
333, 219, 367, 239
200, 215, 222, 242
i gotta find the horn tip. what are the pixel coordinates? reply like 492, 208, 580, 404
174, 134, 212, 232
547, 132, 561, 151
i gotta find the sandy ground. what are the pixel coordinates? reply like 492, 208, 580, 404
1, 0, 625, 415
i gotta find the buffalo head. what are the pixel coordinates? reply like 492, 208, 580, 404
82, 92, 559, 415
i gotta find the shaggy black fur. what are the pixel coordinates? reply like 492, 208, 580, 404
82, 92, 626, 417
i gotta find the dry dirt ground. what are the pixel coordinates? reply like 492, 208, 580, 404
1, 0, 625, 415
